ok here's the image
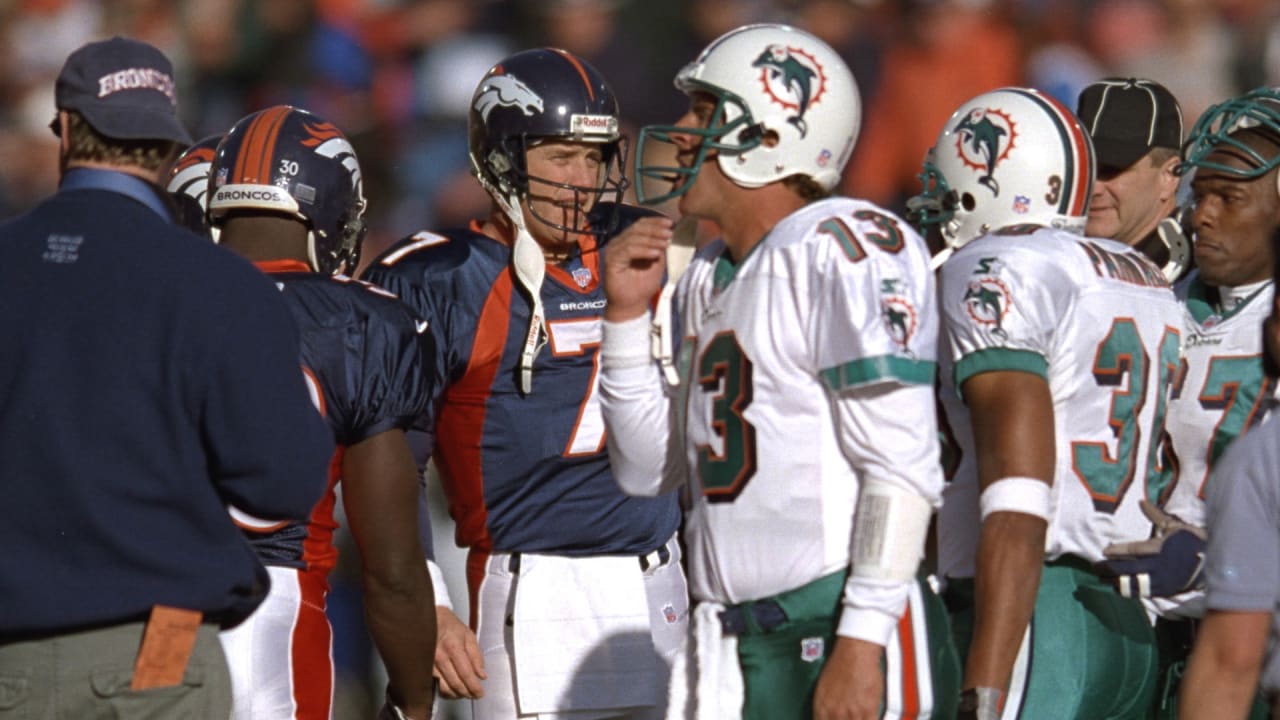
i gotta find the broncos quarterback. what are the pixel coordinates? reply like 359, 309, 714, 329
361, 48, 686, 719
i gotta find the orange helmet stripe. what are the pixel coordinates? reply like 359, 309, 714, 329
551, 48, 594, 102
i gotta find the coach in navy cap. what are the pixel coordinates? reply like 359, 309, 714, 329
51, 35, 192, 144
0, 36, 332, 720
1077, 77, 1190, 281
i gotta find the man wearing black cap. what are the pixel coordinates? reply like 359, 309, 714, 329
1077, 77, 1192, 282
1096, 86, 1280, 719
0, 37, 332, 719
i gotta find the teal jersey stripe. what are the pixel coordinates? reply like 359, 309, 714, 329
820, 355, 936, 391
954, 347, 1048, 390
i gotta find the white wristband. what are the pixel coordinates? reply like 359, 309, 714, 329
979, 476, 1052, 521
601, 313, 653, 369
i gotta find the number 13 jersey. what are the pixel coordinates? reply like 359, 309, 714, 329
673, 197, 942, 606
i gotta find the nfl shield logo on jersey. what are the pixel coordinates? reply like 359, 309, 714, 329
800, 637, 824, 663
662, 603, 678, 624
572, 266, 592, 288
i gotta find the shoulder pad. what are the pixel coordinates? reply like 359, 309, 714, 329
361, 227, 484, 280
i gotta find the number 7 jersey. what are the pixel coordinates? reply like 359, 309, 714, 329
672, 197, 943, 605
936, 228, 1182, 576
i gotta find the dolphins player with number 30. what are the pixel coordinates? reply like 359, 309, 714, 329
600, 23, 959, 720
361, 48, 686, 719
912, 87, 1182, 719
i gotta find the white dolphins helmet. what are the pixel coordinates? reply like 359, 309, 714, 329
635, 23, 861, 204
910, 87, 1096, 263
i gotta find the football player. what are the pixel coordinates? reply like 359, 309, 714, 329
361, 49, 686, 719
911, 87, 1181, 718
600, 23, 959, 719
1103, 86, 1280, 720
203, 105, 438, 720
166, 134, 221, 238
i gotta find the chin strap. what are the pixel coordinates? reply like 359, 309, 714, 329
498, 189, 547, 395
929, 246, 954, 271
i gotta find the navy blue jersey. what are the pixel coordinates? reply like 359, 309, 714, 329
251, 261, 435, 575
362, 204, 680, 578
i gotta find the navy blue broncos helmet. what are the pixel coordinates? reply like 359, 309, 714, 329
467, 48, 628, 234
166, 134, 222, 239
208, 105, 367, 275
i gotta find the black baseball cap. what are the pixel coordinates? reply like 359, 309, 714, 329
1077, 78, 1182, 171
51, 36, 192, 145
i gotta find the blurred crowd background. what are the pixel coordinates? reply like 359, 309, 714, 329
2, 0, 1278, 717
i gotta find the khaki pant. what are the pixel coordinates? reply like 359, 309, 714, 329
0, 619, 231, 719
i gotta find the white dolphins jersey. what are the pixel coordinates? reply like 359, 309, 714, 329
674, 197, 942, 607
936, 227, 1182, 577
1163, 275, 1277, 527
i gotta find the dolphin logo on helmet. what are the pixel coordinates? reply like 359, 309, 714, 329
752, 44, 824, 138
953, 107, 1015, 196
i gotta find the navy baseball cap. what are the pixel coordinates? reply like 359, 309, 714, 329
51, 36, 192, 145
1077, 78, 1183, 172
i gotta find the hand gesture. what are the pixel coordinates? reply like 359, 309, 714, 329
601, 215, 674, 321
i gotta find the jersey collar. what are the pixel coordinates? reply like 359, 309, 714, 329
59, 168, 174, 222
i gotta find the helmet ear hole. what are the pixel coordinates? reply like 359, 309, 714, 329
960, 192, 977, 212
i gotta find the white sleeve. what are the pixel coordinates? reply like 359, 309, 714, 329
599, 313, 687, 497
801, 209, 943, 645
834, 381, 944, 645
939, 238, 1072, 389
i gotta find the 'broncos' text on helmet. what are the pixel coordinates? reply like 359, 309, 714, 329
910, 87, 1096, 263
208, 105, 367, 275
166, 135, 222, 240
467, 47, 628, 235
634, 23, 861, 205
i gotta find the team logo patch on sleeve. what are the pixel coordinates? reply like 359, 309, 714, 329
882, 297, 918, 351
963, 277, 1012, 340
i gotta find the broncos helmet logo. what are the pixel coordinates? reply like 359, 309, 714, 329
168, 146, 215, 207
953, 108, 1016, 196
753, 45, 825, 138
474, 74, 545, 122
304, 121, 364, 205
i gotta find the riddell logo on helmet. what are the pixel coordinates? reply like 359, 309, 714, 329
571, 114, 618, 137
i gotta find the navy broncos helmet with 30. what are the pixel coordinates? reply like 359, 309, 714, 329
208, 105, 367, 275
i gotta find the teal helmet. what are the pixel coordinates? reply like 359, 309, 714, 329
1179, 87, 1280, 181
